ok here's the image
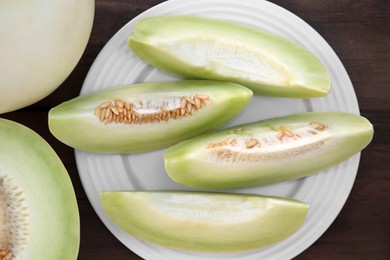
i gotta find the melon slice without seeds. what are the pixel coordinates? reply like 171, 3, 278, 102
164, 112, 374, 189
128, 15, 330, 98
0, 119, 79, 260
100, 191, 309, 253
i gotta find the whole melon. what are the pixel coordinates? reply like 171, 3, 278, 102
0, 0, 95, 114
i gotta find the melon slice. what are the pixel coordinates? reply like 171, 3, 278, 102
100, 191, 309, 253
49, 80, 252, 153
164, 112, 374, 189
128, 15, 330, 98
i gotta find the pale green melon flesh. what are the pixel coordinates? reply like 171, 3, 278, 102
0, 119, 79, 259
164, 112, 374, 189
128, 16, 330, 98
48, 80, 252, 153
100, 191, 309, 253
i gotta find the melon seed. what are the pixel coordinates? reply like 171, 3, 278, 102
246, 139, 259, 149
0, 251, 12, 260
310, 121, 327, 131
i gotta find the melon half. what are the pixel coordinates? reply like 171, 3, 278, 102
0, 119, 79, 259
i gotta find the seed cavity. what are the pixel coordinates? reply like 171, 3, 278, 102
0, 176, 30, 260
95, 94, 211, 125
207, 122, 330, 164
174, 39, 293, 85
212, 141, 325, 163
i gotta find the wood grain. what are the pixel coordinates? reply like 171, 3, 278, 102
2, 0, 389, 259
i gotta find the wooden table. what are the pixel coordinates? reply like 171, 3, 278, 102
3, 0, 389, 259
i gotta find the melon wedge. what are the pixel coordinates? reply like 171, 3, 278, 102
164, 112, 373, 189
100, 191, 309, 253
128, 15, 330, 98
49, 80, 252, 153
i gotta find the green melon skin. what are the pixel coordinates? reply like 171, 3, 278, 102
164, 112, 374, 189
100, 191, 309, 253
0, 119, 79, 259
128, 15, 330, 98
48, 80, 252, 154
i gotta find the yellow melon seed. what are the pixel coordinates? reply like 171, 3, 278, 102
186, 102, 193, 112
104, 107, 110, 118
309, 121, 327, 131
230, 138, 238, 146
316, 125, 325, 131
114, 100, 124, 108
5, 252, 12, 260
194, 97, 201, 108
99, 101, 111, 109
110, 106, 119, 115
185, 97, 195, 105
276, 131, 285, 139
195, 94, 209, 100
0, 250, 12, 260
282, 128, 295, 137
180, 98, 187, 108
246, 139, 259, 149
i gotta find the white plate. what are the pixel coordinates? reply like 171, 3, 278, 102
76, 0, 360, 259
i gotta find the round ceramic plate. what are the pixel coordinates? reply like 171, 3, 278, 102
76, 0, 360, 259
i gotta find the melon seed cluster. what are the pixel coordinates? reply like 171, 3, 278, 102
0, 185, 13, 260
205, 122, 329, 164
207, 122, 327, 150
0, 176, 29, 260
94, 94, 211, 125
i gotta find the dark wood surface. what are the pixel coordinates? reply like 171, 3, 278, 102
2, 0, 389, 259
